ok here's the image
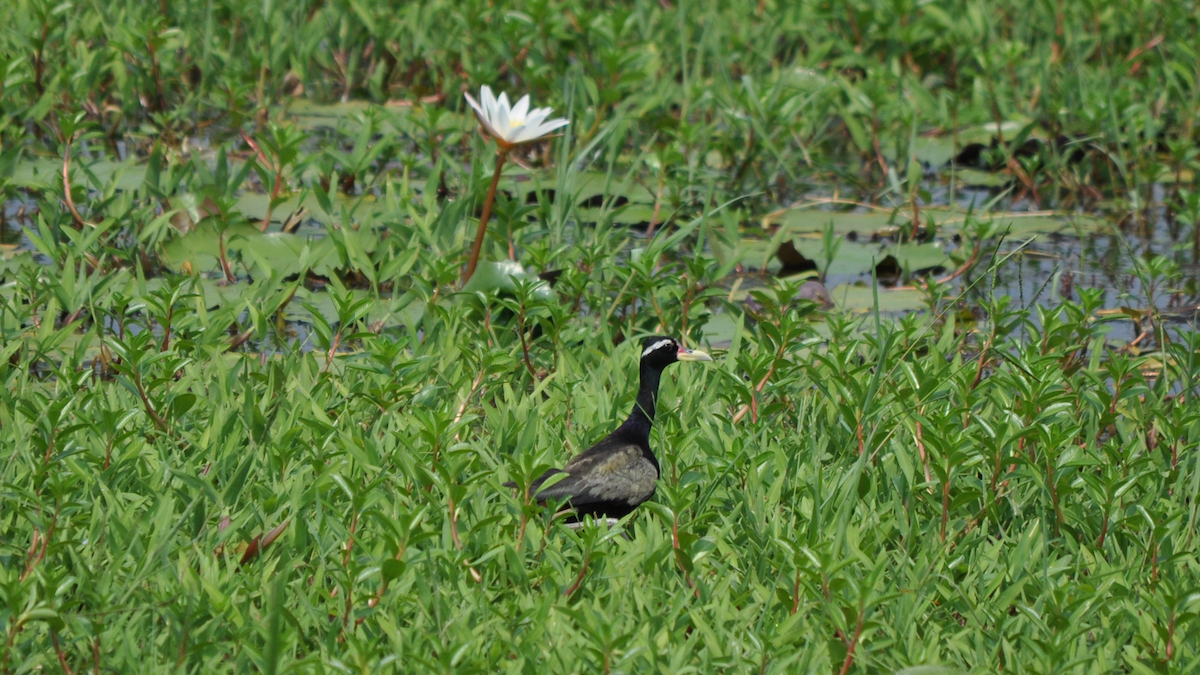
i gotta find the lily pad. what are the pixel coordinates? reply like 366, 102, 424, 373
281, 100, 379, 130
233, 190, 395, 230
505, 170, 656, 209
953, 168, 1012, 187
0, 250, 38, 282
787, 238, 947, 278
699, 310, 742, 347
985, 213, 1107, 237
285, 286, 422, 328
462, 260, 554, 301
763, 204, 1105, 243
577, 203, 658, 226
882, 120, 1045, 167
828, 283, 927, 313
913, 136, 958, 167
12, 156, 147, 192
889, 241, 950, 273
160, 221, 341, 278
764, 207, 903, 235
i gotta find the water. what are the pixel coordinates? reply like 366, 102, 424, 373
3, 158, 1196, 352
723, 179, 1199, 345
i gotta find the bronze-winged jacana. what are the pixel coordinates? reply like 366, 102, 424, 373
509, 336, 712, 522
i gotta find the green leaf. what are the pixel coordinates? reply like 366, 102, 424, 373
222, 454, 255, 508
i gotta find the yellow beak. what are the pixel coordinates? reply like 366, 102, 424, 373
677, 347, 713, 362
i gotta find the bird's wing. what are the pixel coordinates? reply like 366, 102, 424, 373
533, 441, 658, 508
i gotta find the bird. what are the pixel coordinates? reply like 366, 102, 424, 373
508, 336, 712, 523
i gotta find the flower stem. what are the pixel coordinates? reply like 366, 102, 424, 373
463, 148, 510, 285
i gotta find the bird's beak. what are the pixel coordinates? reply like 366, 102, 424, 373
676, 347, 713, 362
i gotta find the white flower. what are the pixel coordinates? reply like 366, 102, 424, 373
464, 85, 568, 148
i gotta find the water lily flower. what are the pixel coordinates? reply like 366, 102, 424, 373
464, 86, 568, 149
461, 86, 569, 285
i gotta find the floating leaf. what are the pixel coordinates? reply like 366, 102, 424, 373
462, 260, 554, 301
828, 283, 927, 312
889, 242, 949, 273
160, 221, 340, 278
952, 168, 1011, 187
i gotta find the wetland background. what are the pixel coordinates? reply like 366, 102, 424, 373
3, 1, 1200, 673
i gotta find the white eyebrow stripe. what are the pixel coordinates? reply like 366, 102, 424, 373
642, 339, 675, 357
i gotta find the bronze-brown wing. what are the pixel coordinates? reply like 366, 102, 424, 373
533, 442, 658, 509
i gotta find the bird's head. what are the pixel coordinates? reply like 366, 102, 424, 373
639, 336, 712, 370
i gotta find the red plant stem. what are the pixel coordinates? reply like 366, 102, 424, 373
447, 494, 482, 582
321, 330, 342, 374
518, 304, 536, 378
516, 511, 529, 550
160, 304, 174, 352
1166, 612, 1175, 660
970, 334, 992, 392
238, 131, 282, 232
447, 493, 483, 583
1047, 455, 1064, 526
52, 631, 74, 675
449, 495, 461, 549
564, 553, 590, 596
62, 141, 94, 229
733, 348, 783, 424
146, 33, 165, 112
671, 517, 696, 593
915, 421, 932, 486
217, 230, 236, 283
342, 512, 358, 568
240, 130, 270, 166
21, 512, 55, 582
43, 428, 56, 464
463, 149, 510, 285
893, 237, 981, 292
22, 529, 43, 582
130, 362, 172, 436
452, 367, 487, 441
837, 612, 865, 675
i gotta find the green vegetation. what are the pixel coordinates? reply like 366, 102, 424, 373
2, 0, 1200, 672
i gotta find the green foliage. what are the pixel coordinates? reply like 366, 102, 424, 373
1, 0, 1199, 672
4, 202, 1200, 671
1, 0, 1197, 205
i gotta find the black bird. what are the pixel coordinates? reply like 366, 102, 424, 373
510, 336, 712, 521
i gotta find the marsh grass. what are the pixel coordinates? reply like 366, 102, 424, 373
2, 0, 1200, 673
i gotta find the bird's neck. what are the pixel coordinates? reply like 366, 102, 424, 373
622, 364, 661, 440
